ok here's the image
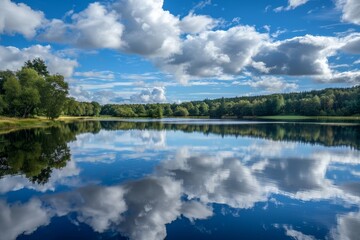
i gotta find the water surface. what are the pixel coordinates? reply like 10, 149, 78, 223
0, 120, 359, 240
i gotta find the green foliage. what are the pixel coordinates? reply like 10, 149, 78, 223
23, 58, 49, 77
0, 95, 6, 114
174, 106, 189, 116
40, 75, 69, 119
98, 86, 359, 119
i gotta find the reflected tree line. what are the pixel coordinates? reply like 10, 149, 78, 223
0, 121, 359, 184
101, 121, 360, 149
0, 121, 101, 184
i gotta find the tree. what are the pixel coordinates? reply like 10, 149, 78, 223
91, 101, 101, 116
174, 106, 189, 116
199, 102, 209, 116
135, 104, 146, 117
3, 76, 21, 116
40, 75, 69, 119
23, 58, 49, 77
163, 105, 173, 116
0, 70, 15, 94
0, 95, 7, 114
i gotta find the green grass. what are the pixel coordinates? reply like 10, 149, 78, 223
1, 114, 359, 134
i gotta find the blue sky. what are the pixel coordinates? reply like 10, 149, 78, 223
0, 0, 359, 103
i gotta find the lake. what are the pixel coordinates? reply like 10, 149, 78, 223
0, 119, 359, 240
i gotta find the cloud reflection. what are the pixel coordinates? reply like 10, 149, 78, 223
1, 141, 360, 239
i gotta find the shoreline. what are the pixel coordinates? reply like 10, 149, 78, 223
1, 115, 359, 133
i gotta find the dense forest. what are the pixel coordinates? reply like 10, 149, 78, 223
0, 59, 359, 119
101, 86, 360, 118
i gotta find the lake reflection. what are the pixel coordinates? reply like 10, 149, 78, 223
0, 120, 359, 240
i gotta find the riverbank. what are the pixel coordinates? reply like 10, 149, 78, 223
1, 115, 359, 134
0, 116, 107, 134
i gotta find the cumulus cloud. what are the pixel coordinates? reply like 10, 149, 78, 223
0, 44, 78, 77
0, 199, 51, 240
274, 0, 309, 12
46, 176, 182, 240
254, 35, 338, 76
0, 0, 44, 38
2, 0, 359, 86
316, 70, 360, 84
41, 3, 123, 49
237, 76, 298, 92
337, 0, 360, 25
113, 0, 181, 57
341, 33, 360, 54
180, 13, 217, 34
48, 185, 127, 233
331, 211, 360, 240
160, 153, 267, 209
162, 26, 268, 83
130, 87, 166, 103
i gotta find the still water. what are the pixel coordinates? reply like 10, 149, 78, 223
0, 120, 359, 240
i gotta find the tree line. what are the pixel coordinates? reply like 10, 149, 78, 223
101, 86, 360, 118
0, 59, 359, 119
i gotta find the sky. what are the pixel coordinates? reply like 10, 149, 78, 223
0, 0, 359, 103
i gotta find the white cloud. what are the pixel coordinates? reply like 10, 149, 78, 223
274, 0, 309, 12
0, 0, 44, 38
181, 201, 213, 222
237, 76, 298, 92
41, 3, 124, 49
162, 26, 268, 83
283, 225, 316, 240
160, 152, 268, 209
0, 44, 78, 77
180, 12, 217, 34
130, 87, 166, 103
316, 70, 360, 84
0, 199, 51, 240
341, 33, 360, 54
113, 0, 181, 57
337, 0, 360, 25
74, 71, 115, 80
0, 160, 80, 194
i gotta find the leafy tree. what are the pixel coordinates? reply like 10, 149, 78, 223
199, 102, 209, 116
3, 75, 21, 116
40, 75, 69, 119
23, 58, 49, 77
163, 105, 173, 116
174, 106, 189, 116
91, 101, 101, 116
0, 70, 15, 94
135, 104, 146, 117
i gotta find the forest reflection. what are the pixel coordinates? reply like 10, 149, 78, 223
0, 120, 359, 184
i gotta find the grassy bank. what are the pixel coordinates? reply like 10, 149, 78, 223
0, 116, 104, 134
1, 115, 359, 134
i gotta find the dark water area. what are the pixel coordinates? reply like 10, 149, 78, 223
0, 119, 359, 240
